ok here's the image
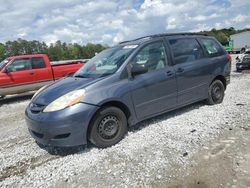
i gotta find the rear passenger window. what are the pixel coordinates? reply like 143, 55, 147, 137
169, 38, 203, 64
200, 38, 223, 56
31, 57, 46, 69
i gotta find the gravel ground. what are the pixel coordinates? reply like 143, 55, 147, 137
0, 56, 249, 187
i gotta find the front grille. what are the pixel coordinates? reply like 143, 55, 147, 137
30, 103, 46, 114
242, 57, 250, 64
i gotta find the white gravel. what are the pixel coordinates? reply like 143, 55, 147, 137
0, 56, 249, 187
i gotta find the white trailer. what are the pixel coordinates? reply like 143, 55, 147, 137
230, 31, 250, 53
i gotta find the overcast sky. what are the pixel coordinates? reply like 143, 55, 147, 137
0, 0, 249, 45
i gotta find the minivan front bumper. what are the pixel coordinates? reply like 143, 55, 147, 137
25, 102, 99, 147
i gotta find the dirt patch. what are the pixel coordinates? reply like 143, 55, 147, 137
152, 122, 250, 188
0, 155, 59, 182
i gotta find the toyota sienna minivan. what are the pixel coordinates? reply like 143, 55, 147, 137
25, 33, 231, 148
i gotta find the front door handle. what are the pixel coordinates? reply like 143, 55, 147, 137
177, 68, 184, 73
29, 72, 35, 75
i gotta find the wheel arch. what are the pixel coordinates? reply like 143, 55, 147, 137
98, 100, 132, 121
211, 75, 227, 89
86, 100, 132, 142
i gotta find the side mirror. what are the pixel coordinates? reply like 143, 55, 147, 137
4, 66, 11, 73
131, 64, 148, 77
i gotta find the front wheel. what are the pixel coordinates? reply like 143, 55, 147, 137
88, 106, 128, 148
206, 80, 225, 105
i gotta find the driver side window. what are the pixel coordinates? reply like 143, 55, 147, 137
131, 42, 167, 72
7, 58, 32, 72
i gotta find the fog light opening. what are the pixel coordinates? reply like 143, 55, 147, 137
53, 133, 71, 139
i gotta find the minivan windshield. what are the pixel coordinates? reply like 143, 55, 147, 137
74, 45, 136, 78
0, 59, 9, 71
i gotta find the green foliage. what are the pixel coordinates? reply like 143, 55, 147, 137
0, 39, 107, 61
1, 27, 250, 61
0, 43, 4, 60
199, 27, 250, 45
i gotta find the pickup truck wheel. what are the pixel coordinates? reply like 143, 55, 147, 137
206, 80, 225, 105
88, 106, 127, 148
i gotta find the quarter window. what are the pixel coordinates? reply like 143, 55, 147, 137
131, 42, 167, 72
200, 38, 223, 56
169, 38, 203, 64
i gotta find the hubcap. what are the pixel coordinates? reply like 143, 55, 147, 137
98, 115, 119, 139
212, 84, 222, 101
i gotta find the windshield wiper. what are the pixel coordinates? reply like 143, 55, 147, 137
74, 74, 88, 78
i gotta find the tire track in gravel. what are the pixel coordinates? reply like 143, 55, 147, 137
0, 97, 53, 177
0, 93, 33, 107
0, 137, 31, 150
0, 154, 60, 182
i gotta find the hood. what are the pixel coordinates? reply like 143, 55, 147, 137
33, 76, 103, 105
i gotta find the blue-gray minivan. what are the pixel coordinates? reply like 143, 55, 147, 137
25, 33, 231, 148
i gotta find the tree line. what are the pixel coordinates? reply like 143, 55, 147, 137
0, 39, 107, 61
1, 27, 249, 61
200, 27, 250, 45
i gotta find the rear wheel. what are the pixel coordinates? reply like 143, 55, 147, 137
236, 68, 242, 72
206, 80, 225, 105
88, 106, 128, 148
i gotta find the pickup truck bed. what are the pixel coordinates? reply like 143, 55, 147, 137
0, 54, 85, 97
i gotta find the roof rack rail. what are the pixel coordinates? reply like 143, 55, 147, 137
119, 32, 209, 44
151, 32, 208, 37
119, 36, 152, 44
119, 40, 132, 44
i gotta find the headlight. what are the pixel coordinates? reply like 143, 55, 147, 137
32, 85, 48, 100
43, 89, 85, 112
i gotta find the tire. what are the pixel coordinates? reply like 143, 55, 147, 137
36, 141, 46, 149
88, 106, 128, 148
0, 95, 5, 99
206, 80, 225, 105
236, 68, 241, 72
240, 48, 246, 54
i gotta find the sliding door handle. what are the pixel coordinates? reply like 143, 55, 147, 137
177, 68, 184, 73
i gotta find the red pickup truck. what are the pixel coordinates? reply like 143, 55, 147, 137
0, 54, 85, 98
